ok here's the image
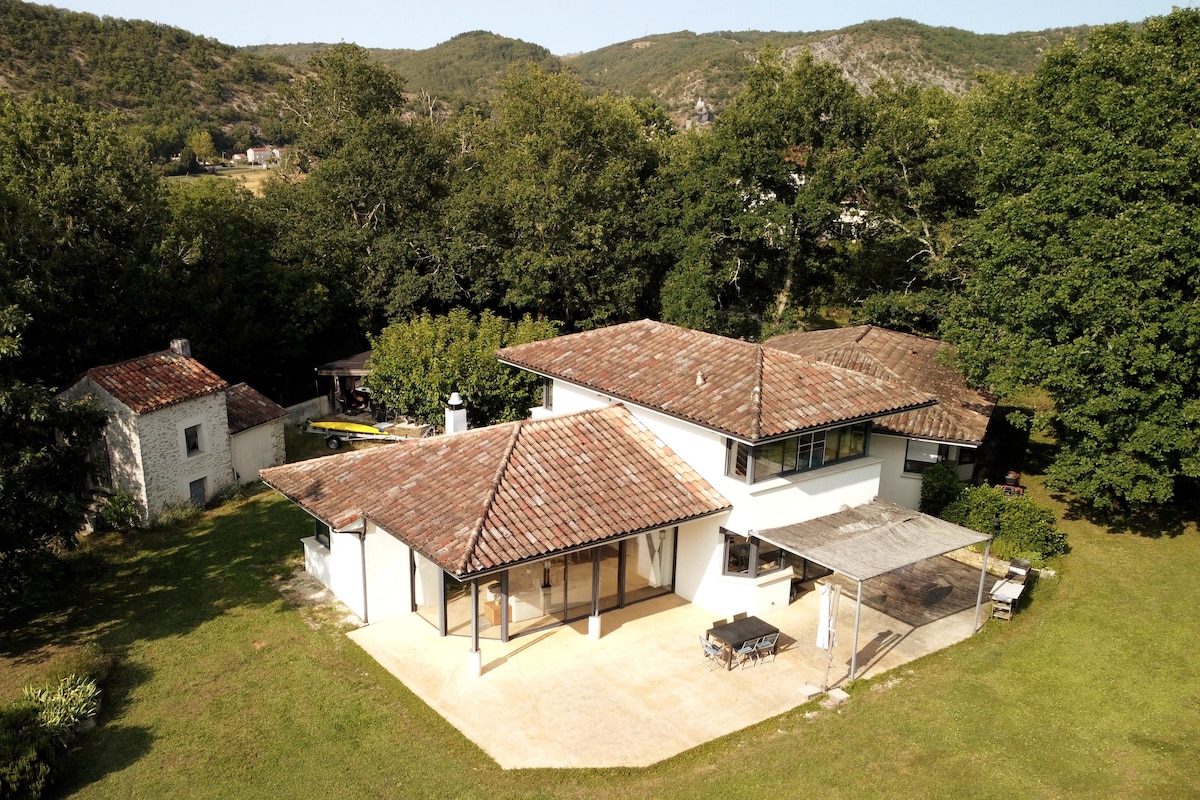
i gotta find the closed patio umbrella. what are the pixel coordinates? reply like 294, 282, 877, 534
817, 583, 841, 689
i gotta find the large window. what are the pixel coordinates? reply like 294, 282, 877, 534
722, 530, 788, 578
726, 422, 870, 483
904, 440, 950, 474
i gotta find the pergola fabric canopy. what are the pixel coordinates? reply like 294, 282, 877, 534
755, 499, 990, 582
755, 498, 992, 681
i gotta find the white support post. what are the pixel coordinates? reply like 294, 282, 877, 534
973, 537, 993, 633
850, 580, 864, 681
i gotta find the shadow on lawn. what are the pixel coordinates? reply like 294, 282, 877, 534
0, 490, 305, 661
1055, 494, 1197, 539
49, 659, 157, 798
984, 404, 1199, 540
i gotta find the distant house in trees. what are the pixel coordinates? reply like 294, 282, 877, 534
246, 146, 278, 165
61, 339, 286, 523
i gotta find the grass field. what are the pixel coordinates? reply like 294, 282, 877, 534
165, 165, 277, 196
2, 456, 1199, 797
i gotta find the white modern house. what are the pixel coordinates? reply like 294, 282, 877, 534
63, 339, 286, 523
262, 320, 991, 675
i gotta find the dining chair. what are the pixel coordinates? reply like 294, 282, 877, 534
699, 635, 724, 671
735, 638, 759, 670
755, 632, 779, 663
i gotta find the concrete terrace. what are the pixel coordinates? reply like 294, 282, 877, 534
348, 557, 987, 769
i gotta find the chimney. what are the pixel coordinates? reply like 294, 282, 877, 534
445, 391, 468, 435
170, 338, 192, 357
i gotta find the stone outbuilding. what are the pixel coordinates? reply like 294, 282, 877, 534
61, 339, 286, 523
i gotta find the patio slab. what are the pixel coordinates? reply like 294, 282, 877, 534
348, 581, 984, 769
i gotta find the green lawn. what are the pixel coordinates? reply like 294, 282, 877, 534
3, 476, 1199, 798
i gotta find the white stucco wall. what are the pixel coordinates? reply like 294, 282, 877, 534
366, 524, 414, 622
305, 520, 416, 624
230, 419, 285, 485
60, 379, 151, 520
325, 527, 368, 620
874, 434, 921, 508
874, 434, 977, 510
139, 393, 235, 519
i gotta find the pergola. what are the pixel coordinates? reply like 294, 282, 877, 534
756, 499, 992, 679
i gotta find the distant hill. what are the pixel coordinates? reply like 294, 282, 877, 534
2, 0, 1091, 141
247, 30, 561, 109
250, 20, 1088, 125
0, 0, 296, 156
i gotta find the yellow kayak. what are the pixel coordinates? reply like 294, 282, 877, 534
307, 420, 383, 436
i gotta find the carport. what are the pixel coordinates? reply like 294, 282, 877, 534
757, 499, 992, 679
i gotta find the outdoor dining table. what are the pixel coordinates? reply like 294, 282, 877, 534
706, 616, 780, 671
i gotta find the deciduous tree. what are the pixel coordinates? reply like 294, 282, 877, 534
0, 308, 108, 596
367, 309, 557, 427
944, 10, 1200, 508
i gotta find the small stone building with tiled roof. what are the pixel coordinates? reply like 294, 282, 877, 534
765, 325, 996, 509
62, 339, 285, 523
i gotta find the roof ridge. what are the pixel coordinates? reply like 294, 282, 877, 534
455, 419, 525, 575
854, 325, 873, 343
751, 344, 765, 440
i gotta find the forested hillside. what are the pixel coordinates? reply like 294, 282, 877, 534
248, 20, 1086, 126
0, 0, 295, 157
1, 0, 1087, 144
248, 31, 561, 111
565, 20, 1086, 123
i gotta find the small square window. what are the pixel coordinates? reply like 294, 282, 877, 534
184, 424, 203, 457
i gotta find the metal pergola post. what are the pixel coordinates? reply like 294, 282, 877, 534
850, 579, 864, 680
972, 537, 993, 632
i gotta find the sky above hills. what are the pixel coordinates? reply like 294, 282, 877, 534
48, 0, 1185, 55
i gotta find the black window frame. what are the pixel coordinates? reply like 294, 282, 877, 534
725, 421, 871, 484
722, 529, 787, 578
903, 440, 951, 474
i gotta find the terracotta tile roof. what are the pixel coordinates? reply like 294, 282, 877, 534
496, 320, 936, 442
765, 326, 994, 445
85, 350, 227, 414
260, 405, 730, 578
225, 383, 287, 434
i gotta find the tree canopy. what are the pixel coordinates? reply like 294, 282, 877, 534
944, 10, 1200, 508
367, 309, 558, 427
0, 308, 107, 596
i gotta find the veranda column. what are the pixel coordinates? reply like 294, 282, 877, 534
468, 578, 482, 677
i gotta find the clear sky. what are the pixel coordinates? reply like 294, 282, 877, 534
45, 1, 1185, 55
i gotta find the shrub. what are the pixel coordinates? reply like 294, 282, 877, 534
22, 675, 101, 749
0, 703, 56, 800
151, 501, 202, 530
0, 674, 103, 798
919, 462, 962, 516
941, 485, 1067, 566
98, 489, 140, 531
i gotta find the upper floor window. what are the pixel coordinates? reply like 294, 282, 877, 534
725, 421, 870, 483
904, 440, 950, 474
184, 424, 204, 457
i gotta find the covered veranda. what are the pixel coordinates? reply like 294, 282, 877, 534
755, 498, 993, 680
349, 572, 985, 768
